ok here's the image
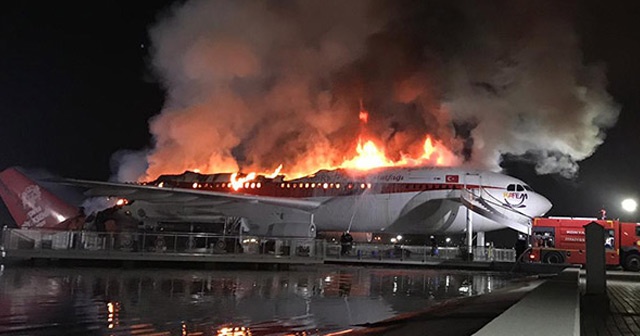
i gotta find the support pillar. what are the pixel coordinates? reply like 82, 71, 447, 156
476, 231, 485, 247
466, 207, 473, 261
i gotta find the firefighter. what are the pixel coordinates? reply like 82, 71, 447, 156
515, 234, 527, 261
340, 231, 353, 255
430, 235, 439, 256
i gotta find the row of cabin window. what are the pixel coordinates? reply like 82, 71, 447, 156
166, 182, 461, 191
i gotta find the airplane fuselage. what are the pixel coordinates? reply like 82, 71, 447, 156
126, 166, 552, 236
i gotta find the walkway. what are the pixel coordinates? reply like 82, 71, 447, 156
581, 271, 640, 335
351, 268, 640, 335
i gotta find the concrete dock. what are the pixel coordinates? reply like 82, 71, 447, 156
472, 269, 640, 335
348, 268, 640, 335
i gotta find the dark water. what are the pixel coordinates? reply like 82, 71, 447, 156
0, 265, 521, 335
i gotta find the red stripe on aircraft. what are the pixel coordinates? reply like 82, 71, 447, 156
160, 181, 496, 198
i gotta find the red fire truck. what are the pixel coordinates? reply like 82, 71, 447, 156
528, 217, 640, 271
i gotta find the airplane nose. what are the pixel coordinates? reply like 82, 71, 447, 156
535, 193, 553, 216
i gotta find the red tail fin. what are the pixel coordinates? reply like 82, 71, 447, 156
0, 167, 82, 229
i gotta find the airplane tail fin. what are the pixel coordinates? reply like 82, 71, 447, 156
0, 167, 84, 230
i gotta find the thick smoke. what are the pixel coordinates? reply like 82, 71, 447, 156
110, 149, 149, 182
444, 2, 619, 177
115, 0, 619, 181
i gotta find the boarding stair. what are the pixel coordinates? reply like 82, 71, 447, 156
460, 184, 531, 234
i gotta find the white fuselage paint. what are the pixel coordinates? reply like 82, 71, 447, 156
125, 167, 552, 236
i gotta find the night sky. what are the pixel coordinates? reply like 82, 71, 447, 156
1, 1, 640, 224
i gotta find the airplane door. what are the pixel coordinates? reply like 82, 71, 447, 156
348, 186, 391, 231
463, 173, 483, 199
356, 190, 391, 231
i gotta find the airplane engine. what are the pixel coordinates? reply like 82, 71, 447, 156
266, 222, 316, 238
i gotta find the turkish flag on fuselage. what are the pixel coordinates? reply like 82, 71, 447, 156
445, 175, 459, 183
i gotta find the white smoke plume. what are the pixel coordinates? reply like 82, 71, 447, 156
110, 149, 149, 182
114, 0, 619, 181
81, 197, 116, 218
444, 2, 619, 177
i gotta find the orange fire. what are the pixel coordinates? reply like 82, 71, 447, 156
421, 137, 444, 165
230, 172, 256, 191
221, 133, 456, 189
340, 138, 393, 170
358, 99, 369, 124
145, 106, 459, 187
337, 134, 454, 172
358, 111, 368, 123
267, 164, 283, 178
334, 102, 455, 172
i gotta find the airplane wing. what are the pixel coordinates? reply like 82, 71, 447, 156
54, 178, 321, 212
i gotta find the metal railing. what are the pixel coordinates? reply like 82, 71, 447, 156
327, 243, 515, 262
472, 246, 515, 262
0, 228, 515, 264
0, 228, 325, 261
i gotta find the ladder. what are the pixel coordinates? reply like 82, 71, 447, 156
460, 183, 532, 234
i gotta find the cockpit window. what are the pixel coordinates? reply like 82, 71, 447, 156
516, 185, 524, 191
507, 184, 516, 191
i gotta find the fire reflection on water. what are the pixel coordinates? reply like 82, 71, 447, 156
0, 266, 520, 335
217, 326, 251, 336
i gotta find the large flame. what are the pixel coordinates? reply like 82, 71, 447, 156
230, 172, 256, 191
267, 164, 283, 178
358, 99, 369, 124
420, 137, 447, 165
337, 134, 455, 172
145, 107, 459, 187
220, 131, 457, 189
340, 138, 393, 170
333, 104, 456, 172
